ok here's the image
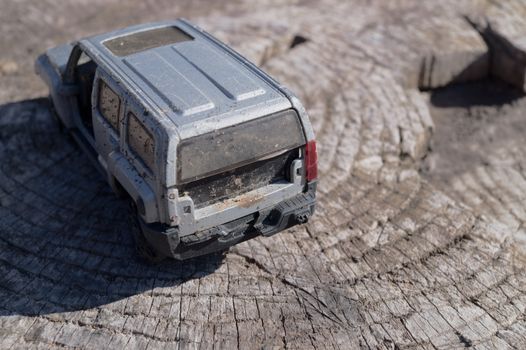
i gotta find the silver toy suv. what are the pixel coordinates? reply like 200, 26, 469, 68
35, 19, 317, 260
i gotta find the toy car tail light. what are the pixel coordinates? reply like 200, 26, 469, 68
305, 140, 318, 181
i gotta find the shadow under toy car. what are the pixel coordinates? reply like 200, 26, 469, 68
35, 19, 317, 261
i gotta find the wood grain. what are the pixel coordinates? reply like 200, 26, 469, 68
1, 0, 526, 349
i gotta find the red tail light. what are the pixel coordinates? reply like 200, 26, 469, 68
305, 140, 318, 181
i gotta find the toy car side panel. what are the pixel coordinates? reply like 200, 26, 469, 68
91, 69, 122, 168
92, 68, 161, 223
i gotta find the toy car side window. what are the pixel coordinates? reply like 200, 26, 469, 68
98, 80, 121, 133
128, 112, 155, 171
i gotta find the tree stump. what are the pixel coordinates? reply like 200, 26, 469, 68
1, 1, 526, 349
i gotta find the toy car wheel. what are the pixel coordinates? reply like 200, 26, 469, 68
128, 201, 166, 264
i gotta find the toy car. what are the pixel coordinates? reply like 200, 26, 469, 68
35, 19, 317, 261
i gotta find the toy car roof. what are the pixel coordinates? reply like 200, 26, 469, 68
78, 19, 292, 138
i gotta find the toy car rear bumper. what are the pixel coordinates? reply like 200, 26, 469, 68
139, 182, 317, 260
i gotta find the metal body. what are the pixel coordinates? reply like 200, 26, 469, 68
35, 19, 317, 259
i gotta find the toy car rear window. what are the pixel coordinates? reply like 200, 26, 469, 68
103, 26, 193, 57
178, 110, 306, 184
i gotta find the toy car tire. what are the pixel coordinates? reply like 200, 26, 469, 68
129, 201, 166, 263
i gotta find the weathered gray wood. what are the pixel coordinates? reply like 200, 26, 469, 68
1, 1, 526, 349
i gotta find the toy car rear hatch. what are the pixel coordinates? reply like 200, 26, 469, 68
177, 109, 306, 208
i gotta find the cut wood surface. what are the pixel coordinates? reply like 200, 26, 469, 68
1, 1, 526, 349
